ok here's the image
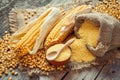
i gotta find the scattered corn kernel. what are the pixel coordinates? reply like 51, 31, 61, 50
0, 32, 18, 76
94, 0, 120, 21
9, 68, 13, 72
8, 77, 12, 80
34, 10, 37, 14
24, 17, 28, 21
19, 50, 66, 74
14, 72, 18, 76
0, 73, 2, 78
5, 70, 8, 75
11, 70, 15, 75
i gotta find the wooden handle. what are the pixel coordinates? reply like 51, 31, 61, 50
61, 38, 74, 50
46, 38, 74, 61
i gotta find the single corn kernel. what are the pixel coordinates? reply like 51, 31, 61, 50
8, 77, 12, 80
14, 72, 18, 76
46, 72, 49, 76
5, 70, 8, 75
9, 68, 13, 72
0, 73, 2, 78
11, 70, 15, 75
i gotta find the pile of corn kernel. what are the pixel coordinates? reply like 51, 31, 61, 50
19, 50, 65, 75
0, 31, 18, 79
94, 0, 120, 21
0, 31, 65, 79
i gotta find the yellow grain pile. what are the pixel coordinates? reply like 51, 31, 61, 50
19, 50, 66, 75
0, 32, 18, 78
94, 0, 120, 21
70, 20, 99, 63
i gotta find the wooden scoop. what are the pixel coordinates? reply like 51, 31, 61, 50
46, 38, 74, 61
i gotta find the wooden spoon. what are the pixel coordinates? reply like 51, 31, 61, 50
46, 38, 74, 61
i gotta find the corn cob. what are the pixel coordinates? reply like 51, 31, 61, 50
44, 5, 91, 48
27, 7, 63, 54
15, 8, 54, 58
11, 8, 52, 41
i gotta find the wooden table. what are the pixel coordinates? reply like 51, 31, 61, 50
0, 60, 120, 80
0, 0, 120, 80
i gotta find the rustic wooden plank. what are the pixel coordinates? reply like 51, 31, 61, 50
20, 75, 29, 80
51, 71, 67, 80
29, 75, 39, 80
0, 70, 67, 80
39, 76, 49, 80
1, 69, 17, 80
1, 74, 9, 80
0, 69, 28, 80
63, 66, 103, 80
39, 71, 67, 80
0, 24, 9, 37
15, 70, 24, 80
49, 0, 72, 5
96, 60, 120, 80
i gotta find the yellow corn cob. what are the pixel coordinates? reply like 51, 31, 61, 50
11, 8, 52, 41
27, 7, 64, 54
15, 8, 52, 58
44, 5, 90, 48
